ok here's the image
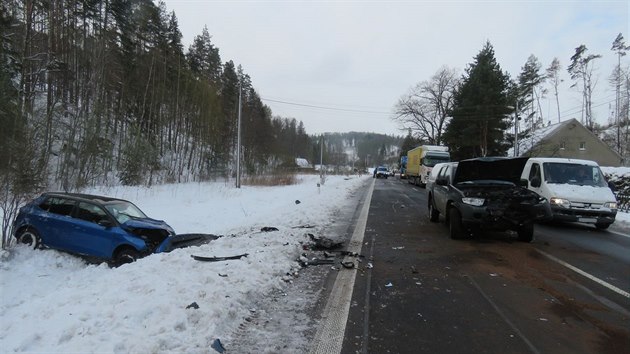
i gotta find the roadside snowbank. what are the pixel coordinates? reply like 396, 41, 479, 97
0, 174, 369, 353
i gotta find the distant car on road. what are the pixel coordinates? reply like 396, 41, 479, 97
12, 193, 176, 265
375, 166, 389, 179
427, 157, 551, 242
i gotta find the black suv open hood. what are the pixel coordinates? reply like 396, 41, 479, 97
453, 157, 529, 185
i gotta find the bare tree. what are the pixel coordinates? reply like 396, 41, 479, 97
546, 58, 562, 123
393, 66, 459, 145
611, 33, 629, 154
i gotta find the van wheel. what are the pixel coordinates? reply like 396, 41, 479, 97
449, 208, 464, 240
428, 198, 439, 222
517, 223, 534, 242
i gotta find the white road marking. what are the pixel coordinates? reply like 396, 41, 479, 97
467, 275, 541, 354
608, 229, 630, 238
536, 249, 630, 299
309, 178, 375, 354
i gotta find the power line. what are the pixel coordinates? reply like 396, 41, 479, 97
261, 97, 391, 115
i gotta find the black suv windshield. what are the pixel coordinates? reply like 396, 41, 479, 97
542, 162, 608, 187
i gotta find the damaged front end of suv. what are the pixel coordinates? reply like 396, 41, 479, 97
430, 157, 551, 242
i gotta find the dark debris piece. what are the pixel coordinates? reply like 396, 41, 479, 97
300, 258, 335, 267
169, 233, 221, 250
186, 302, 199, 309
261, 226, 279, 232
307, 233, 343, 250
211, 338, 226, 353
191, 253, 249, 262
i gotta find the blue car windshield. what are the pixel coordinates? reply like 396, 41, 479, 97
104, 201, 147, 224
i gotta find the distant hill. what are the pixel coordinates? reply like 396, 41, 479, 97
310, 132, 404, 170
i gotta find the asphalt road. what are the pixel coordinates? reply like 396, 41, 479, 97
338, 176, 630, 354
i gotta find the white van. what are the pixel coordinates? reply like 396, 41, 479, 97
520, 158, 617, 229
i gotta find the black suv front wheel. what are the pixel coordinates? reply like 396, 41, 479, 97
517, 223, 534, 242
428, 197, 439, 222
449, 208, 464, 240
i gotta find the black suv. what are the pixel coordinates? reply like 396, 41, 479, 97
427, 157, 551, 242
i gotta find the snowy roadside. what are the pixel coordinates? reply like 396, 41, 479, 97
0, 174, 371, 353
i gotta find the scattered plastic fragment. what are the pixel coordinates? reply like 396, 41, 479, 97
489, 273, 499, 277
186, 302, 199, 309
308, 233, 343, 250
538, 318, 548, 322
191, 253, 249, 262
295, 200, 301, 204
261, 226, 279, 232
392, 246, 405, 250
211, 338, 226, 353
341, 261, 355, 269
385, 282, 393, 287
367, 262, 373, 269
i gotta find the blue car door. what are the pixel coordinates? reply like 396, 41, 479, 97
64, 202, 117, 258
36, 197, 77, 249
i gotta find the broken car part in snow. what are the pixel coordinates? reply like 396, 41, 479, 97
191, 253, 249, 262
340, 261, 355, 269
186, 302, 199, 309
211, 338, 226, 353
169, 233, 221, 250
307, 233, 344, 250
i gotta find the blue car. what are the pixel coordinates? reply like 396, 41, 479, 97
12, 193, 176, 265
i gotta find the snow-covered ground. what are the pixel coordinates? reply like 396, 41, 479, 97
0, 174, 370, 353
1, 172, 628, 354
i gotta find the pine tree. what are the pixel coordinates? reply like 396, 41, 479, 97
443, 41, 514, 160
517, 55, 546, 131
399, 131, 419, 158
186, 26, 222, 86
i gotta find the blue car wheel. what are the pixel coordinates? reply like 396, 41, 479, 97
16, 228, 41, 249
113, 247, 139, 267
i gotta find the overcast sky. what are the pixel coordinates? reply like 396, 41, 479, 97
162, 0, 629, 137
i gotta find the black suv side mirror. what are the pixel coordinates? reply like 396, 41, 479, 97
530, 177, 541, 188
519, 179, 529, 188
436, 177, 448, 186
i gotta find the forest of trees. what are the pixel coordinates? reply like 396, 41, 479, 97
0, 0, 320, 189
0, 0, 331, 244
395, 37, 630, 162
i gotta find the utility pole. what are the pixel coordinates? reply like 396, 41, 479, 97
319, 134, 324, 183
236, 82, 242, 189
514, 100, 519, 157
